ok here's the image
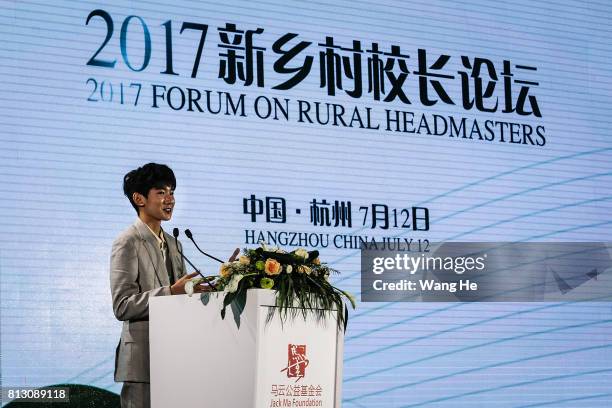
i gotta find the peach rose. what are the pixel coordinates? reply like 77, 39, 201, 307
239, 255, 251, 265
264, 259, 282, 275
297, 265, 312, 275
219, 262, 233, 278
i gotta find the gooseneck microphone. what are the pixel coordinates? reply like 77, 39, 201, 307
184, 229, 224, 263
173, 228, 215, 289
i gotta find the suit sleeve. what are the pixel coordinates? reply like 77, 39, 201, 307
110, 235, 171, 321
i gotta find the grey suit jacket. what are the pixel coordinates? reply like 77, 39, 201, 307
110, 219, 186, 382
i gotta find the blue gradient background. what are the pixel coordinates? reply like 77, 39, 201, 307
2, 1, 611, 406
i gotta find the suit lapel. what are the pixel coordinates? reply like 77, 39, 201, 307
133, 219, 169, 287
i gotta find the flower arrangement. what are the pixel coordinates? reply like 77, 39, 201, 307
193, 243, 355, 331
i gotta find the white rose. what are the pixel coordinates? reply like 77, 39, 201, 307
294, 248, 309, 260
185, 280, 195, 296
286, 265, 293, 274
225, 274, 244, 293
184, 277, 203, 297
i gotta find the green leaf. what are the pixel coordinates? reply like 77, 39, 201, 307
223, 292, 235, 307
307, 250, 320, 262
230, 300, 241, 329
220, 292, 237, 320
235, 287, 247, 311
200, 292, 210, 306
338, 288, 356, 309
343, 305, 349, 332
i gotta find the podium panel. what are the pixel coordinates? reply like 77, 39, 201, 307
149, 289, 343, 408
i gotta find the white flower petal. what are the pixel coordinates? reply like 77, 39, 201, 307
185, 280, 195, 297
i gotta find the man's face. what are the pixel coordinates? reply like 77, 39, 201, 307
135, 186, 175, 222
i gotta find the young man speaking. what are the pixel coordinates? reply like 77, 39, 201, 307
110, 163, 216, 408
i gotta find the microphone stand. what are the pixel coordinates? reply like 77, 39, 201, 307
173, 228, 216, 290
184, 229, 225, 263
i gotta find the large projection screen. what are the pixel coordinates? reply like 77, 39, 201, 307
2, 1, 611, 407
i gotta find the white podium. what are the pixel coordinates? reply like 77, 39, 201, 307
149, 289, 344, 408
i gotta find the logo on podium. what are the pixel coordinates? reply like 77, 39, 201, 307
281, 344, 309, 382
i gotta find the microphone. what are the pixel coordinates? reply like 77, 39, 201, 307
173, 228, 216, 290
184, 229, 224, 263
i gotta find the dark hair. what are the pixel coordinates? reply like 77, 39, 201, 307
123, 163, 176, 214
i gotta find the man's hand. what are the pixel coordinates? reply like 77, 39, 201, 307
170, 272, 212, 295
170, 248, 238, 295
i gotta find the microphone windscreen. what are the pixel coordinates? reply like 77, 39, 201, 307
173, 227, 179, 238
185, 229, 193, 239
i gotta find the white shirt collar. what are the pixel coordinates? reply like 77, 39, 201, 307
142, 221, 166, 248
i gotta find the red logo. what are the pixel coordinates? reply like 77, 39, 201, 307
281, 344, 309, 382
